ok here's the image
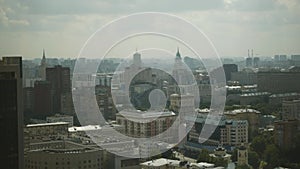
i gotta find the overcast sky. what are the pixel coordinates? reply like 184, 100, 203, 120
0, 0, 300, 59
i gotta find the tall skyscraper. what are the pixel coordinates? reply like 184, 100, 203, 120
46, 65, 71, 114
0, 56, 24, 169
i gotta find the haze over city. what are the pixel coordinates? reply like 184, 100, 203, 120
1, 1, 300, 169
1, 0, 300, 58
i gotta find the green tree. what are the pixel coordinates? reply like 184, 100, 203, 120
263, 144, 279, 168
197, 149, 210, 162
248, 150, 260, 169
236, 164, 251, 169
212, 158, 228, 168
251, 135, 267, 156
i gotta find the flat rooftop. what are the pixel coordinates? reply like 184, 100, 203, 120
27, 122, 69, 127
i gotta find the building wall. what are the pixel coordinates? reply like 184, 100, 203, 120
231, 71, 257, 85
224, 110, 260, 137
220, 120, 248, 146
257, 71, 300, 93
46, 65, 71, 113
26, 122, 69, 141
25, 146, 103, 169
282, 100, 300, 120
274, 120, 298, 150
34, 80, 52, 116
116, 112, 176, 139
223, 64, 238, 81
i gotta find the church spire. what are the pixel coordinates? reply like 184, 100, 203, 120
42, 49, 46, 60
176, 47, 181, 60
40, 49, 47, 80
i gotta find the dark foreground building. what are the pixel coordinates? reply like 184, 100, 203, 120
0, 56, 24, 169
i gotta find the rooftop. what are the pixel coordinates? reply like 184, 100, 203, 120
270, 92, 300, 98
116, 110, 176, 119
225, 108, 261, 115
140, 158, 180, 167
68, 125, 101, 132
241, 92, 270, 97
27, 122, 69, 128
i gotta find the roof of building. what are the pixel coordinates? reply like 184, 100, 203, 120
68, 125, 101, 132
241, 92, 270, 97
140, 158, 180, 167
225, 108, 261, 115
140, 158, 218, 168
269, 92, 300, 98
116, 110, 176, 119
26, 122, 69, 127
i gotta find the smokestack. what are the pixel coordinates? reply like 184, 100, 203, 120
252, 49, 253, 58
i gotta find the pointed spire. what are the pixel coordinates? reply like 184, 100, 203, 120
176, 47, 181, 59
42, 49, 46, 59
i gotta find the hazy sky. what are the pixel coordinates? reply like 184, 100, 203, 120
0, 0, 300, 59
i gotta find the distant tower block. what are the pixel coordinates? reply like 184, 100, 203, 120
133, 51, 142, 67
246, 49, 253, 67
253, 57, 260, 67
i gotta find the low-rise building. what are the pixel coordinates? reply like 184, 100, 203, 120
25, 141, 104, 169
26, 122, 69, 141
187, 112, 248, 146
116, 110, 177, 139
220, 120, 248, 146
224, 109, 261, 137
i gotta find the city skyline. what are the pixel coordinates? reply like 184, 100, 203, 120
0, 0, 300, 58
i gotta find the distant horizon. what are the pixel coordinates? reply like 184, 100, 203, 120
19, 53, 297, 60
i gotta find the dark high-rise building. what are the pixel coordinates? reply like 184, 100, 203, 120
34, 81, 52, 117
23, 87, 34, 114
223, 64, 238, 81
46, 65, 71, 113
0, 56, 24, 169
